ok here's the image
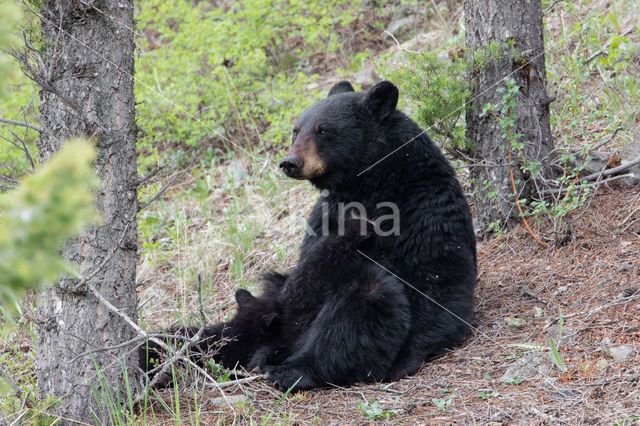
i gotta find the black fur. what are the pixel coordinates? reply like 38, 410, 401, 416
138, 288, 280, 382
262, 81, 477, 390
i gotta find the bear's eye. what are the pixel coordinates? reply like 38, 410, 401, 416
292, 129, 299, 139
317, 128, 327, 136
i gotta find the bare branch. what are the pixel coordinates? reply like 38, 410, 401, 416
0, 117, 41, 132
580, 156, 640, 182
543, 0, 564, 16
585, 26, 636, 65
0, 365, 22, 398
138, 149, 200, 211
69, 219, 134, 293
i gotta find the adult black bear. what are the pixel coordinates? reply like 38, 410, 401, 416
141, 80, 476, 392
261, 80, 477, 390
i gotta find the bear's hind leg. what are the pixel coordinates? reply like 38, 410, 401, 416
265, 266, 410, 391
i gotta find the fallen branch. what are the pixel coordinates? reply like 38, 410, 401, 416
538, 173, 633, 196
545, 292, 640, 329
0, 365, 22, 398
579, 155, 640, 182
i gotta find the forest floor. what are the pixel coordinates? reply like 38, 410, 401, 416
137, 1, 640, 422
143, 183, 640, 425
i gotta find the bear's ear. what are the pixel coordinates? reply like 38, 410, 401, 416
235, 289, 254, 306
327, 81, 355, 97
363, 80, 398, 121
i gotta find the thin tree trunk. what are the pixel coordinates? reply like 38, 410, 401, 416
464, 0, 554, 232
36, 1, 138, 422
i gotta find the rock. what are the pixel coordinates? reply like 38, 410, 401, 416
596, 358, 608, 370
209, 395, 249, 406
500, 352, 551, 383
385, 15, 417, 36
606, 344, 635, 362
226, 160, 248, 188
505, 316, 526, 330
353, 68, 381, 91
617, 263, 633, 272
533, 307, 544, 318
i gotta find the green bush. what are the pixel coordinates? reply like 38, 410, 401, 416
0, 139, 99, 304
135, 0, 363, 166
386, 49, 472, 151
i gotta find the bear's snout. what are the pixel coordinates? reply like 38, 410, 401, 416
279, 156, 302, 178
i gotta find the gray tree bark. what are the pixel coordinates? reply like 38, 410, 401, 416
464, 0, 555, 233
35, 1, 139, 422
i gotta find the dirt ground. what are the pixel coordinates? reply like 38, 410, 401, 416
148, 185, 640, 425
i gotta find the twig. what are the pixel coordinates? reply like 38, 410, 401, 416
214, 374, 266, 388
544, 0, 564, 16
538, 173, 633, 196
589, 126, 623, 152
585, 26, 636, 65
68, 333, 189, 363
0, 365, 22, 398
382, 30, 419, 54
7, 128, 36, 170
0, 117, 41, 132
138, 150, 199, 211
70, 219, 133, 292
504, 109, 549, 248
84, 275, 233, 409
545, 293, 640, 329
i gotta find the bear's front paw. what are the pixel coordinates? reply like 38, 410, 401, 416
264, 365, 311, 392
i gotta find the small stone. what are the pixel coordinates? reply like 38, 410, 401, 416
596, 358, 608, 370
533, 307, 543, 318
607, 345, 635, 362
385, 15, 417, 35
500, 352, 551, 383
505, 316, 526, 329
226, 160, 248, 188
353, 68, 381, 91
617, 263, 633, 272
208, 395, 249, 406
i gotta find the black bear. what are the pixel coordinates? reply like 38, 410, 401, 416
139, 287, 281, 382
141, 80, 476, 392
260, 80, 477, 390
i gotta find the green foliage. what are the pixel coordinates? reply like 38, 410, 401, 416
548, 310, 567, 373
0, 0, 23, 101
0, 2, 39, 177
0, 139, 99, 303
545, 4, 637, 148
478, 390, 500, 400
387, 49, 472, 151
358, 399, 396, 420
431, 397, 453, 411
135, 0, 363, 167
487, 78, 591, 237
504, 376, 524, 386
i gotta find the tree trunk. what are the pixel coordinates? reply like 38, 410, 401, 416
36, 1, 138, 422
464, 0, 554, 232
